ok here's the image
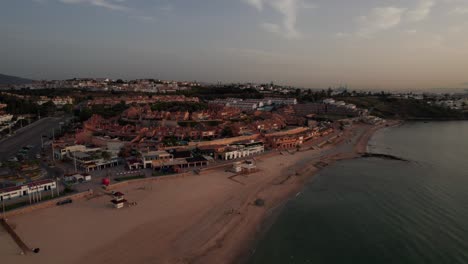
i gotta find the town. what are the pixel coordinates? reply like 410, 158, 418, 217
1, 79, 467, 205
0, 78, 467, 262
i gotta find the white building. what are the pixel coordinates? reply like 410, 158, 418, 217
265, 97, 297, 105
0, 179, 57, 201
72, 151, 120, 172
219, 141, 264, 160
54, 145, 101, 160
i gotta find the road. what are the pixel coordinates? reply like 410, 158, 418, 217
0, 117, 68, 161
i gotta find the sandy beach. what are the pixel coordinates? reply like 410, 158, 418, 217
1, 122, 397, 264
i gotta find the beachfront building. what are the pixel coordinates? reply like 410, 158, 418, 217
125, 158, 144, 170
72, 151, 120, 172
53, 144, 101, 160
264, 127, 309, 149
140, 150, 174, 169
218, 141, 265, 160
0, 179, 57, 201
186, 156, 209, 168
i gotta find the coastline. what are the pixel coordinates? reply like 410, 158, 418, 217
189, 120, 402, 264
1, 121, 401, 264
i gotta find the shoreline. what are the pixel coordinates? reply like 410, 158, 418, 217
1, 121, 401, 264
190, 120, 402, 264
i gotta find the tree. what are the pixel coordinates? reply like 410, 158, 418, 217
78, 107, 93, 122
40, 101, 57, 116
62, 104, 74, 114
101, 151, 111, 161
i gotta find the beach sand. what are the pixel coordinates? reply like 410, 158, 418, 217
2, 122, 396, 264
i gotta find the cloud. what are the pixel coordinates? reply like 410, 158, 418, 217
406, 0, 435, 22
357, 7, 407, 37
244, 0, 264, 10
244, 0, 316, 39
451, 6, 468, 14
131, 15, 155, 22
334, 32, 350, 39
261, 23, 281, 34
59, 0, 129, 11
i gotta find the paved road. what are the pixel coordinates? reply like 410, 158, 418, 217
0, 117, 68, 161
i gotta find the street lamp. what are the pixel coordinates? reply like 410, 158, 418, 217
41, 135, 47, 148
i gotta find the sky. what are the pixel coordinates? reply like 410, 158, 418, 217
1, 0, 468, 90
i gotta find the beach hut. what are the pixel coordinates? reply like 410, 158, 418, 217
111, 191, 127, 209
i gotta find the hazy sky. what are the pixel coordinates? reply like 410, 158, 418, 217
2, 0, 468, 90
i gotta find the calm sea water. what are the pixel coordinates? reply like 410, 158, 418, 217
249, 121, 468, 264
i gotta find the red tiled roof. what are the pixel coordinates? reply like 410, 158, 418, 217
0, 185, 23, 194
26, 179, 54, 188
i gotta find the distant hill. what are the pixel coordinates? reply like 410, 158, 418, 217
0, 73, 33, 85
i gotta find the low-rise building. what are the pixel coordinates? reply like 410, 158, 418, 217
217, 141, 264, 160
264, 127, 309, 149
0, 179, 57, 201
140, 150, 174, 169
72, 151, 120, 172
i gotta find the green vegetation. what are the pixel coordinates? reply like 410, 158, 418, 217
335, 96, 466, 120
180, 86, 263, 100
77, 101, 129, 121
0, 93, 40, 115
150, 101, 208, 112
114, 175, 145, 182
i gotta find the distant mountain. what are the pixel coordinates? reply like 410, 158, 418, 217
0, 73, 33, 85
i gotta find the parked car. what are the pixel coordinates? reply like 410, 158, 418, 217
64, 173, 92, 183
56, 198, 73, 206
35, 154, 41, 159
8, 157, 18, 162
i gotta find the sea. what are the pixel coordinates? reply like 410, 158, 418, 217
249, 121, 468, 264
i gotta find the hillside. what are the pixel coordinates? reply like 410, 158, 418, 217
0, 73, 33, 85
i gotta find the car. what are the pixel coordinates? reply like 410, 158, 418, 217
35, 154, 41, 159
19, 149, 28, 154
8, 157, 18, 162
56, 198, 73, 206
26, 144, 35, 149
